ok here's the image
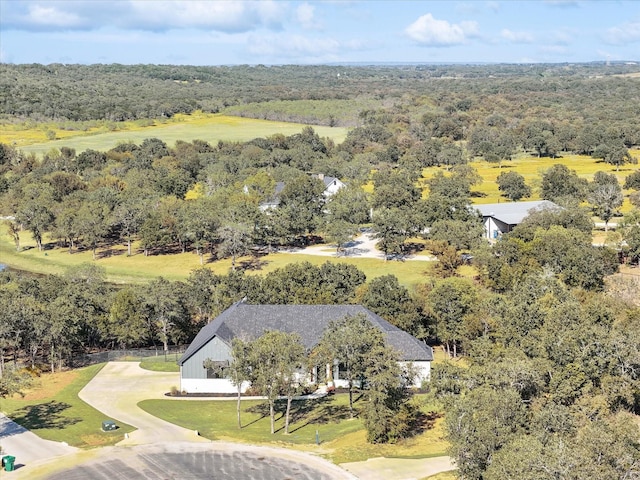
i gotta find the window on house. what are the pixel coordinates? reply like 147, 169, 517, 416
204, 360, 229, 379
337, 362, 349, 380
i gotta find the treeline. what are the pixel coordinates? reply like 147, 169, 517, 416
430, 270, 640, 479
2, 125, 640, 268
2, 63, 640, 131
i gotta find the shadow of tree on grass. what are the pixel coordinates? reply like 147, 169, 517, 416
11, 401, 80, 430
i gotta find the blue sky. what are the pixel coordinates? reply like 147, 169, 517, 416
1, 1, 639, 65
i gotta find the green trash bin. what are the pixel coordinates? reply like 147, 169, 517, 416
2, 455, 15, 472
102, 420, 117, 431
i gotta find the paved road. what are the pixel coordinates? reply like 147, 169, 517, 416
0, 414, 78, 467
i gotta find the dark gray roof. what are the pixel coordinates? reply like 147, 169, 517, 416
179, 304, 433, 365
475, 200, 559, 225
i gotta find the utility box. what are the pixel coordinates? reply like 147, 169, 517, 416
2, 455, 16, 472
101, 420, 117, 431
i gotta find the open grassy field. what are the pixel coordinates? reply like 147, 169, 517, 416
433, 149, 640, 214
0, 364, 134, 448
139, 394, 448, 464
1, 112, 349, 156
0, 230, 435, 287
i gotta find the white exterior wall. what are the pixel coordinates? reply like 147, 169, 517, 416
324, 179, 345, 197
401, 361, 431, 388
180, 377, 251, 394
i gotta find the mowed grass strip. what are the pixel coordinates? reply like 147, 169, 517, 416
138, 394, 449, 464
0, 364, 135, 448
138, 355, 181, 372
7, 113, 348, 156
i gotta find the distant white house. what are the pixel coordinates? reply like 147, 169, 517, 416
178, 303, 433, 394
257, 174, 345, 211
475, 200, 560, 239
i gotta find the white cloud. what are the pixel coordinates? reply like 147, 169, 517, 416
127, 1, 284, 33
603, 21, 640, 45
1, 1, 286, 33
247, 33, 368, 62
405, 14, 479, 46
296, 3, 320, 30
26, 4, 85, 28
501, 29, 534, 43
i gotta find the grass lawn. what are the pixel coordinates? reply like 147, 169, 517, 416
0, 364, 135, 448
423, 149, 640, 214
138, 355, 181, 372
4, 112, 348, 156
0, 231, 436, 288
139, 393, 448, 464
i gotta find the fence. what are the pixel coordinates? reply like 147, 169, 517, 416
70, 347, 186, 368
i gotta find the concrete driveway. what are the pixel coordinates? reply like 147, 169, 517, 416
9, 362, 355, 480
77, 362, 207, 446
0, 414, 78, 467
3, 362, 454, 479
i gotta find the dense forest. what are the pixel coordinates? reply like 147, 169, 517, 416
1, 63, 640, 473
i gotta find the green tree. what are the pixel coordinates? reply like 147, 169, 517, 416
228, 338, 252, 429
143, 278, 188, 352
316, 313, 379, 416
427, 277, 478, 357
15, 183, 55, 251
496, 171, 531, 201
359, 274, 423, 337
592, 142, 636, 172
323, 219, 359, 255
107, 287, 148, 348
372, 207, 412, 260
5, 220, 20, 251
588, 173, 623, 231
248, 331, 306, 434
361, 341, 417, 443
446, 386, 528, 480
0, 366, 32, 398
623, 170, 640, 190
75, 199, 110, 260
541, 164, 588, 202
620, 209, 640, 267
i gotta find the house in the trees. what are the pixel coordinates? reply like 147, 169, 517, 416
257, 174, 345, 211
178, 302, 433, 394
475, 200, 560, 239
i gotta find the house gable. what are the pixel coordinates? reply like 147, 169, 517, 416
179, 303, 432, 366
475, 200, 560, 238
178, 303, 433, 393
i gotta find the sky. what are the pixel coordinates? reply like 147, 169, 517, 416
0, 1, 639, 65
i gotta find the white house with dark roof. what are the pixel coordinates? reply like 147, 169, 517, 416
475, 200, 560, 239
257, 174, 345, 211
178, 303, 433, 394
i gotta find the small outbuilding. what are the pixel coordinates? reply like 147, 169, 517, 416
475, 200, 560, 239
178, 302, 433, 394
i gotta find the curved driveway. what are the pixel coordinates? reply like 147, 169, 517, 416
78, 362, 206, 445
6, 362, 453, 479
15, 362, 354, 480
